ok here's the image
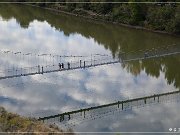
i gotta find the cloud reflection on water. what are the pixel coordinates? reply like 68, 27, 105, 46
0, 16, 180, 133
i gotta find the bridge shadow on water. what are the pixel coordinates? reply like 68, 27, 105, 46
38, 90, 180, 128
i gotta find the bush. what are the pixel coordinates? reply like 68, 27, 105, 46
172, 5, 180, 33
146, 6, 175, 30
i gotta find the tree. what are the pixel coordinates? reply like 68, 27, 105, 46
129, 0, 146, 25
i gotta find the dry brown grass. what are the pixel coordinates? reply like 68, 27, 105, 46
0, 107, 74, 135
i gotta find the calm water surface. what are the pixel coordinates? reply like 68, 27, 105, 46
0, 4, 180, 134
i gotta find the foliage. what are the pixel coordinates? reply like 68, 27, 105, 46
5, 0, 180, 34
146, 5, 175, 31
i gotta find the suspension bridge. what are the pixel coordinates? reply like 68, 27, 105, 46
0, 44, 179, 80
38, 90, 180, 124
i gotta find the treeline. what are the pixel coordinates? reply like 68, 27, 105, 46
8, 0, 180, 34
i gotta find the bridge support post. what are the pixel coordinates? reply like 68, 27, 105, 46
144, 98, 146, 104
84, 111, 86, 118
84, 61, 85, 68
80, 60, 82, 68
38, 65, 40, 74
68, 114, 71, 120
41, 66, 43, 74
68, 62, 70, 69
60, 116, 62, 122
118, 101, 120, 108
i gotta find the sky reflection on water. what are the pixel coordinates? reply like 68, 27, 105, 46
0, 5, 180, 133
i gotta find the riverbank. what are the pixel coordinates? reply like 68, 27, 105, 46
0, 107, 74, 134
26, 3, 180, 37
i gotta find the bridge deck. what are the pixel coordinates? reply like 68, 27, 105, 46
0, 51, 179, 80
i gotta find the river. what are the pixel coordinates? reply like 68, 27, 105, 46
0, 4, 180, 134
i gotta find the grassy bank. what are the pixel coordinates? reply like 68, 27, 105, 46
0, 107, 74, 134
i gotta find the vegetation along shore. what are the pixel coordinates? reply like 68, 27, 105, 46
8, 0, 180, 35
0, 107, 74, 134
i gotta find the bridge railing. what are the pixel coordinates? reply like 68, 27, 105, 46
0, 44, 180, 80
